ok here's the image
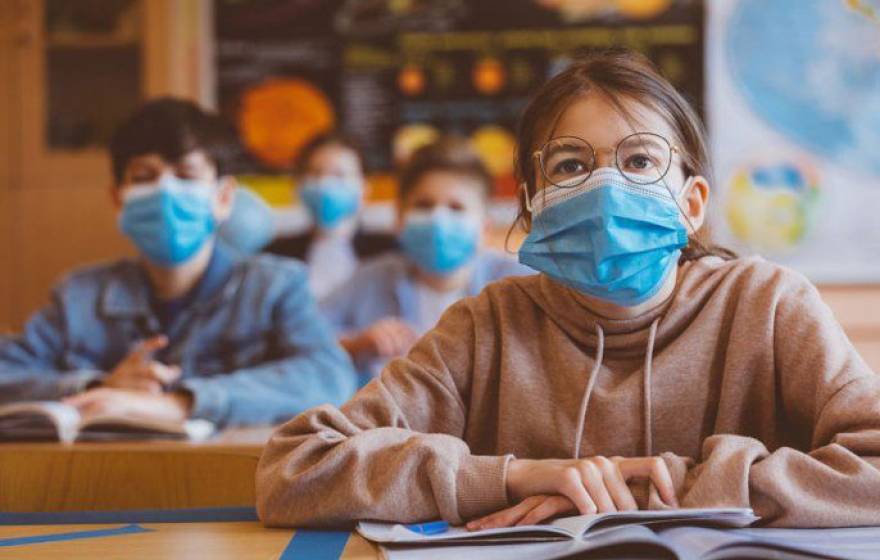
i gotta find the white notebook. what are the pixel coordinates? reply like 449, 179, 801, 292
376, 525, 880, 560
360, 509, 880, 560
0, 401, 215, 443
358, 507, 758, 545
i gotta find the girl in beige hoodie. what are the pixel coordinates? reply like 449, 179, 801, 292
256, 51, 880, 530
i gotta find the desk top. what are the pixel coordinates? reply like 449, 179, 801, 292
0, 522, 379, 560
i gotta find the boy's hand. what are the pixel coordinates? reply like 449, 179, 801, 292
340, 318, 420, 360
102, 336, 181, 393
64, 388, 192, 424
467, 456, 679, 530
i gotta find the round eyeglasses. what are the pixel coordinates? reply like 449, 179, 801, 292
534, 132, 680, 187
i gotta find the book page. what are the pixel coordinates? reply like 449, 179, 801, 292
381, 526, 670, 560
0, 401, 81, 443
357, 508, 757, 545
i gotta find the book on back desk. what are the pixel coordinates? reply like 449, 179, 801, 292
0, 401, 214, 443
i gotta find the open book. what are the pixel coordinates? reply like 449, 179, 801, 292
360, 509, 880, 560
0, 401, 215, 443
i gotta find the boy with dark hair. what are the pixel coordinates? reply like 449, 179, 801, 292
0, 97, 356, 427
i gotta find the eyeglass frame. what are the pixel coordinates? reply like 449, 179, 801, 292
532, 132, 682, 188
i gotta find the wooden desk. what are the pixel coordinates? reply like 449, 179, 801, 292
0, 427, 274, 512
0, 522, 380, 560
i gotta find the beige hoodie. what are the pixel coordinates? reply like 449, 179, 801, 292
257, 256, 880, 528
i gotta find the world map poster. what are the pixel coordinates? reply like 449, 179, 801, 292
708, 0, 880, 282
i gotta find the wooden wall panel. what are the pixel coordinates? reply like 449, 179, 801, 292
12, 185, 132, 326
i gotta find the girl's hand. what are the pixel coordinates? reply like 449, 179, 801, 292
489, 456, 678, 529
467, 495, 576, 531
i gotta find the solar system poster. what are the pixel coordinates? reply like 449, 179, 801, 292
215, 0, 705, 214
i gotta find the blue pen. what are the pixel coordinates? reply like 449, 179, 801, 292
405, 520, 450, 535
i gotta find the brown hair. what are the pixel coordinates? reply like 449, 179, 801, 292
294, 132, 367, 176
512, 50, 734, 263
398, 136, 494, 203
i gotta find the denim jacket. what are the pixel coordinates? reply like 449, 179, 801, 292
0, 244, 357, 426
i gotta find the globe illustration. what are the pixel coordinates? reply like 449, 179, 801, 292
726, 0, 880, 177
725, 162, 820, 253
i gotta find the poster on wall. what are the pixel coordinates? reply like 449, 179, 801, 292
707, 0, 880, 282
215, 0, 705, 230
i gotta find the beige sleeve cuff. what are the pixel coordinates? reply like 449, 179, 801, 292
455, 454, 514, 522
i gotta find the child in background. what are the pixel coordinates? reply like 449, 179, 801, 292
0, 98, 355, 427
266, 133, 397, 300
257, 51, 880, 529
321, 137, 533, 383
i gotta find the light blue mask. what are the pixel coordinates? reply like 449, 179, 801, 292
299, 177, 362, 229
218, 187, 275, 254
399, 208, 480, 276
119, 176, 217, 267
518, 168, 689, 306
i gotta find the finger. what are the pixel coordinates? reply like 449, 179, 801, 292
106, 367, 164, 393
518, 496, 577, 526
557, 467, 597, 515
647, 458, 679, 507
129, 335, 169, 362
63, 388, 109, 407
388, 326, 415, 355
372, 330, 395, 357
133, 378, 164, 394
595, 457, 638, 511
579, 460, 617, 513
382, 326, 410, 357
401, 324, 420, 345
467, 496, 544, 531
144, 363, 181, 385
619, 458, 678, 508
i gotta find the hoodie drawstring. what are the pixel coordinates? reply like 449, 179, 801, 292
573, 323, 604, 459
643, 317, 660, 457
572, 317, 662, 459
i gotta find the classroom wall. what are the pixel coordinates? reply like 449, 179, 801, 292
2, 1, 880, 372
0, 0, 211, 331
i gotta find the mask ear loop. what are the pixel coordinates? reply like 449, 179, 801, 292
657, 171, 709, 253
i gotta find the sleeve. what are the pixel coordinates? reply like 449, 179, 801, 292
318, 276, 358, 333
255, 299, 513, 528
658, 277, 880, 527
0, 287, 101, 402
181, 273, 359, 427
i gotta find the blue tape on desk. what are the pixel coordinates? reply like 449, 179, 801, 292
280, 530, 350, 560
0, 507, 258, 525
0, 523, 151, 547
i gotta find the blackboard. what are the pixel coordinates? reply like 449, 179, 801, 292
215, 0, 704, 200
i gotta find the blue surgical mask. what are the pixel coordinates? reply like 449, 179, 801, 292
119, 176, 217, 267
399, 208, 480, 276
299, 177, 362, 229
218, 187, 275, 254
518, 168, 689, 306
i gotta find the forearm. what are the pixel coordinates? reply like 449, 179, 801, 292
662, 434, 880, 527
181, 350, 357, 426
256, 400, 511, 527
